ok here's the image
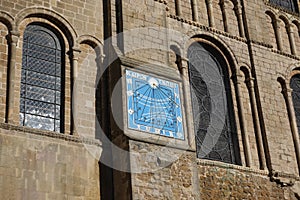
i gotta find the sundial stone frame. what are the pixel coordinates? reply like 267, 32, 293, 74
125, 69, 184, 140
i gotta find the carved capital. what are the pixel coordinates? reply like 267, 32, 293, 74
283, 87, 293, 97
244, 77, 254, 88
68, 48, 81, 60
231, 73, 243, 84
205, 0, 213, 5
234, 5, 242, 14
180, 57, 189, 69
275, 19, 282, 30
8, 31, 20, 44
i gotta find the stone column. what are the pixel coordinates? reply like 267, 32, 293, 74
206, 0, 215, 28
274, 19, 283, 51
71, 48, 81, 136
246, 77, 266, 170
181, 57, 195, 148
234, 4, 245, 38
175, 0, 182, 16
233, 73, 252, 167
6, 31, 20, 124
283, 87, 300, 174
219, 0, 228, 32
191, 0, 198, 22
287, 25, 297, 55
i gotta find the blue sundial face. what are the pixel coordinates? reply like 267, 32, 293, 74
126, 69, 184, 140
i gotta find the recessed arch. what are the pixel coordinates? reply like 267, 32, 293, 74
15, 7, 77, 48
77, 35, 103, 49
265, 10, 277, 21
185, 34, 239, 75
285, 63, 300, 82
187, 40, 241, 164
279, 15, 290, 25
170, 44, 182, 73
277, 76, 287, 89
292, 20, 300, 31
0, 11, 14, 31
77, 35, 104, 60
20, 23, 65, 132
240, 66, 251, 78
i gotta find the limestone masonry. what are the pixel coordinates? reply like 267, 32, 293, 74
1, 0, 300, 199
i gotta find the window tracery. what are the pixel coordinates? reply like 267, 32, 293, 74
188, 42, 239, 164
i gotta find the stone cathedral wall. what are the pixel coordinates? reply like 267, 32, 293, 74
0, 0, 104, 199
0, 0, 300, 199
120, 0, 300, 199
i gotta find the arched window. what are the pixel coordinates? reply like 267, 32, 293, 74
20, 24, 64, 132
188, 42, 240, 164
269, 0, 299, 13
290, 74, 300, 133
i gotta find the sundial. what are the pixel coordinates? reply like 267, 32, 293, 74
126, 69, 184, 140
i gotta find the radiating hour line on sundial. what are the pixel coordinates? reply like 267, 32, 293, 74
153, 90, 169, 116
150, 88, 155, 127
135, 85, 151, 101
156, 91, 176, 128
137, 86, 152, 119
156, 86, 180, 107
155, 93, 175, 119
135, 83, 149, 92
151, 88, 156, 127
153, 90, 166, 127
155, 89, 174, 111
153, 90, 175, 128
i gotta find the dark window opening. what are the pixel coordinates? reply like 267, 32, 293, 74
270, 0, 299, 13
291, 74, 300, 134
188, 42, 240, 164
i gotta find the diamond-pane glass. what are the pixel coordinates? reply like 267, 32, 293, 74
291, 75, 300, 134
20, 24, 63, 132
188, 42, 238, 164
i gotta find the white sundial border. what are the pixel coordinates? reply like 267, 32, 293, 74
125, 69, 184, 140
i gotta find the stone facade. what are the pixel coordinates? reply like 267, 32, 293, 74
1, 0, 300, 199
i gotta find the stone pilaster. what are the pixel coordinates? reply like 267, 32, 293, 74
70, 48, 81, 136
233, 73, 252, 167
181, 57, 195, 149
282, 86, 300, 175
6, 31, 20, 124
246, 77, 266, 170
206, 0, 215, 28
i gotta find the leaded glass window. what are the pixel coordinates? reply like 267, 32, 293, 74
188, 42, 240, 164
269, 0, 299, 13
291, 75, 300, 134
20, 24, 63, 132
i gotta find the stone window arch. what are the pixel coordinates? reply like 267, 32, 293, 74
188, 42, 240, 164
20, 23, 64, 132
290, 74, 300, 134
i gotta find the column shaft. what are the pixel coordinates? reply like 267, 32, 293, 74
288, 26, 297, 55
247, 78, 266, 170
71, 48, 81, 135
235, 5, 245, 37
191, 0, 198, 22
234, 74, 252, 167
175, 0, 182, 16
181, 58, 195, 148
274, 20, 283, 51
6, 31, 20, 124
206, 0, 215, 27
284, 88, 300, 174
